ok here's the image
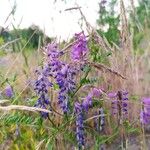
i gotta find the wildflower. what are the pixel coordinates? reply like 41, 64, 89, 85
92, 88, 102, 97
56, 64, 76, 113
71, 32, 88, 61
108, 91, 128, 116
108, 92, 117, 98
108, 92, 118, 115
82, 93, 93, 111
33, 43, 57, 118
140, 98, 150, 124
4, 84, 14, 98
42, 43, 78, 114
82, 88, 102, 111
43, 43, 64, 78
122, 91, 128, 115
74, 102, 85, 149
44, 43, 63, 60
34, 71, 52, 118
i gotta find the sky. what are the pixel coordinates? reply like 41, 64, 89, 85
0, 0, 138, 40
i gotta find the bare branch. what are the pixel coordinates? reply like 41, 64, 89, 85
64, 6, 82, 11
88, 61, 126, 80
0, 38, 21, 50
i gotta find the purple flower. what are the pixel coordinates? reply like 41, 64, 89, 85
43, 43, 76, 114
56, 64, 77, 113
108, 92, 118, 115
41, 43, 79, 114
108, 91, 128, 117
108, 92, 117, 98
140, 98, 150, 124
44, 43, 63, 60
71, 32, 88, 61
122, 91, 128, 115
82, 93, 93, 111
43, 43, 64, 78
82, 88, 102, 111
92, 88, 102, 97
74, 102, 85, 149
34, 72, 51, 118
111, 100, 118, 115
4, 85, 13, 98
34, 43, 64, 118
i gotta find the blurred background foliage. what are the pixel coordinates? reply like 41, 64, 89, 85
0, 0, 149, 53
0, 25, 52, 52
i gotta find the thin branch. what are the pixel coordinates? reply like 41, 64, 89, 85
84, 114, 107, 122
64, 6, 82, 11
77, 5, 113, 51
0, 38, 21, 50
87, 61, 126, 80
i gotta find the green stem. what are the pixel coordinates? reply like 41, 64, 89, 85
71, 66, 91, 98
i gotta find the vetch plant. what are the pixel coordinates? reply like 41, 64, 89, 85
71, 31, 88, 61
4, 84, 14, 98
30, 31, 132, 149
140, 98, 150, 125
108, 91, 129, 123
34, 70, 52, 118
74, 102, 85, 149
56, 64, 77, 113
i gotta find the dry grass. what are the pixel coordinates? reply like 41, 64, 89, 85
0, 104, 52, 114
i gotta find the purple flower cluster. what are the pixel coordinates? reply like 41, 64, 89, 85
45, 43, 78, 114
92, 88, 102, 97
71, 32, 88, 61
74, 88, 102, 148
82, 93, 93, 111
43, 43, 64, 78
108, 91, 128, 116
74, 102, 85, 149
82, 88, 102, 111
122, 91, 128, 115
36, 43, 78, 114
140, 98, 150, 124
34, 43, 63, 118
4, 84, 14, 98
56, 64, 77, 113
34, 71, 52, 118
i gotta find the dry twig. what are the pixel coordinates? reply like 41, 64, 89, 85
88, 61, 126, 80
0, 105, 52, 113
